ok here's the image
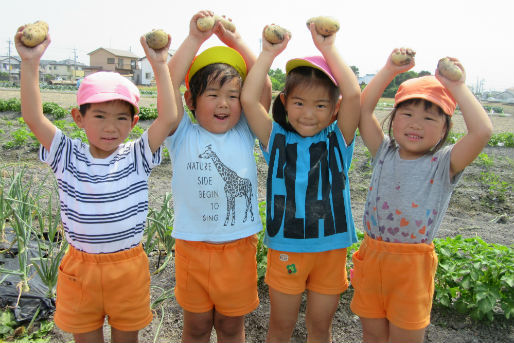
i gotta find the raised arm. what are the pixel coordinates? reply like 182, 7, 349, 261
166, 10, 214, 134
241, 27, 289, 148
140, 35, 178, 153
213, 17, 272, 110
15, 26, 56, 151
309, 23, 361, 145
360, 48, 415, 157
436, 58, 493, 178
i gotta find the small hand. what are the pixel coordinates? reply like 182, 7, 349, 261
436, 56, 466, 86
386, 47, 415, 73
213, 16, 241, 48
261, 25, 290, 57
190, 10, 215, 41
140, 34, 171, 65
14, 25, 51, 61
309, 22, 336, 53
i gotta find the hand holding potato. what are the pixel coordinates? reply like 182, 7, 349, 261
437, 57, 463, 82
263, 24, 290, 44
145, 29, 169, 50
391, 48, 416, 66
14, 23, 51, 62
306, 16, 339, 36
261, 25, 290, 57
140, 32, 171, 65
196, 13, 235, 33
20, 20, 48, 47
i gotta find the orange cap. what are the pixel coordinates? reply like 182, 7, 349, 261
395, 76, 456, 116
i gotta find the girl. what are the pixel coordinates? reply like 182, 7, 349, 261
351, 49, 493, 343
241, 23, 361, 342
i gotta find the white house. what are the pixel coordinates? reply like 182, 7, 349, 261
0, 56, 21, 81
137, 51, 174, 85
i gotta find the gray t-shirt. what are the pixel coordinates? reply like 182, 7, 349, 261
363, 137, 462, 243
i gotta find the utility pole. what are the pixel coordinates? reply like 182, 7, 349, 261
7, 38, 12, 83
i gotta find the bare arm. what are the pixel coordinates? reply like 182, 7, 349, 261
140, 35, 178, 153
214, 18, 272, 110
241, 28, 290, 148
436, 59, 493, 178
309, 23, 361, 145
166, 10, 214, 134
360, 48, 415, 157
15, 27, 56, 151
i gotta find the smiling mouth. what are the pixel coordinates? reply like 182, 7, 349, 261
214, 114, 229, 120
406, 134, 422, 141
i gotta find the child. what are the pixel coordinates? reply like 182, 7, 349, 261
163, 10, 271, 343
351, 49, 493, 343
15, 26, 177, 343
240, 23, 361, 342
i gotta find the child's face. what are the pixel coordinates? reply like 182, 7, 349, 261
189, 77, 242, 134
281, 84, 338, 137
392, 101, 447, 159
72, 101, 138, 159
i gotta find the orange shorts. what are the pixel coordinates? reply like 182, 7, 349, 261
54, 244, 152, 334
265, 248, 349, 295
174, 235, 259, 317
350, 234, 438, 330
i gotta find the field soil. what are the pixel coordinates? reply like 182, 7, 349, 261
1, 88, 513, 342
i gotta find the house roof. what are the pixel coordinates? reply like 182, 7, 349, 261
0, 56, 21, 63
88, 47, 139, 58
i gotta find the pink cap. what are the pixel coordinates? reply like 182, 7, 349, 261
286, 56, 337, 86
77, 72, 140, 114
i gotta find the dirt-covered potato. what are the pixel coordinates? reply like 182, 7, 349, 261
263, 24, 290, 44
197, 16, 216, 32
391, 49, 416, 66
306, 16, 339, 36
145, 29, 169, 50
20, 20, 48, 47
214, 15, 236, 33
196, 15, 235, 33
438, 57, 463, 81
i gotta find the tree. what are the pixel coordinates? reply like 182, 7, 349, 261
350, 65, 359, 77
268, 68, 286, 91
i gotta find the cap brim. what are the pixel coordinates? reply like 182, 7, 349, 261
286, 58, 337, 85
79, 93, 139, 115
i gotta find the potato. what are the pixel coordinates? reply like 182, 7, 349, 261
196, 14, 235, 33
214, 15, 236, 33
306, 16, 339, 36
145, 29, 169, 50
391, 49, 416, 66
197, 16, 216, 32
437, 57, 462, 81
20, 20, 48, 47
263, 24, 290, 44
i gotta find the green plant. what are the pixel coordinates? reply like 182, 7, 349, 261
476, 153, 494, 168
0, 308, 53, 342
0, 98, 21, 112
434, 235, 514, 321
139, 105, 158, 120
145, 193, 175, 274
488, 132, 514, 147
479, 171, 510, 205
42, 102, 68, 119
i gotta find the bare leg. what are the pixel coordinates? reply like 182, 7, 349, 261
111, 328, 139, 343
182, 309, 214, 343
266, 287, 303, 343
360, 317, 389, 343
305, 290, 340, 343
213, 311, 245, 343
73, 327, 104, 343
389, 322, 426, 343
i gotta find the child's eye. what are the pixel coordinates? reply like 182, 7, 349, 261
317, 104, 327, 109
293, 101, 303, 106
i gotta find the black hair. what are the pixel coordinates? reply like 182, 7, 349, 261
382, 98, 452, 153
79, 100, 136, 118
272, 66, 340, 133
188, 63, 242, 117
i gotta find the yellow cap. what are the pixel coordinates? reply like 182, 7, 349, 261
185, 46, 247, 89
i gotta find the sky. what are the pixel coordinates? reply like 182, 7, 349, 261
2, 0, 513, 92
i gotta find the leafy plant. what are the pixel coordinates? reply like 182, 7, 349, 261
434, 235, 514, 321
488, 132, 514, 147
0, 308, 53, 343
42, 102, 68, 119
139, 104, 158, 120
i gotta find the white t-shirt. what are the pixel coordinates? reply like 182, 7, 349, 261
164, 112, 262, 242
40, 129, 161, 253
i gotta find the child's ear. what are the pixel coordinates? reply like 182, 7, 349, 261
332, 96, 342, 119
71, 108, 84, 128
279, 92, 286, 106
184, 90, 195, 111
131, 115, 139, 128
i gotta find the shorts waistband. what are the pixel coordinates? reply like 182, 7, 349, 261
176, 235, 256, 251
67, 244, 144, 263
363, 234, 434, 254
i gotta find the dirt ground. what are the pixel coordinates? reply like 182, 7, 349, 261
1, 88, 513, 342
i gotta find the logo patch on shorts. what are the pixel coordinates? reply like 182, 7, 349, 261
286, 264, 297, 274
279, 254, 289, 262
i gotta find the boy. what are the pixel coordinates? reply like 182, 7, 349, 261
164, 10, 271, 343
15, 26, 177, 343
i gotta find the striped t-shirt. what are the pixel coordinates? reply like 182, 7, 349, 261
40, 129, 161, 254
